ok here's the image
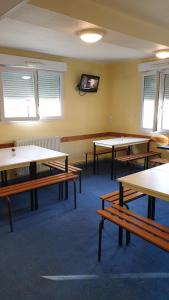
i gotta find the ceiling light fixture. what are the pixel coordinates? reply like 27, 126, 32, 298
21, 75, 31, 80
155, 49, 169, 59
78, 29, 104, 43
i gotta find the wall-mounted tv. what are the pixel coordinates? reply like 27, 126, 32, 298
78, 74, 100, 93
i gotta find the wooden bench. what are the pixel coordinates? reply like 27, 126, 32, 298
0, 172, 78, 232
43, 161, 82, 193
85, 146, 128, 169
97, 205, 169, 261
149, 157, 169, 166
100, 188, 144, 209
115, 151, 160, 169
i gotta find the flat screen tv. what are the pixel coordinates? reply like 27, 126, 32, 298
78, 74, 100, 92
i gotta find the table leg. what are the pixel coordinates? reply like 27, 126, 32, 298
29, 162, 38, 210
147, 141, 150, 152
111, 146, 115, 180
65, 156, 68, 200
151, 197, 155, 220
93, 143, 96, 174
119, 182, 124, 246
128, 145, 132, 155
147, 196, 155, 220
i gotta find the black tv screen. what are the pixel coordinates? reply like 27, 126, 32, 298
78, 74, 100, 92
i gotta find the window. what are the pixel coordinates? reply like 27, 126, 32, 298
141, 70, 169, 132
0, 68, 63, 121
38, 71, 62, 118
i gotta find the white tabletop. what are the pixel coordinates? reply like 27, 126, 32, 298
93, 137, 150, 148
118, 163, 169, 202
0, 145, 68, 171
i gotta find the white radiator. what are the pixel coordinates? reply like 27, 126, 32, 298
15, 136, 60, 176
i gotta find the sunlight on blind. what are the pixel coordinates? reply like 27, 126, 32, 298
2, 71, 36, 118
38, 71, 61, 117
142, 74, 156, 129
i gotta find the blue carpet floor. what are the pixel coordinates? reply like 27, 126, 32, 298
0, 160, 169, 300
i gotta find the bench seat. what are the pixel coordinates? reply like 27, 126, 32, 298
115, 151, 159, 162
43, 161, 82, 193
149, 157, 169, 166
100, 188, 144, 209
85, 146, 127, 169
115, 151, 160, 170
97, 205, 169, 261
0, 172, 78, 232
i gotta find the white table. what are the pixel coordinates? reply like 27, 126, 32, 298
93, 137, 150, 179
118, 163, 169, 219
0, 145, 69, 206
0, 145, 68, 173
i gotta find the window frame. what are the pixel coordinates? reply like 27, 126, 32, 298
140, 70, 169, 133
0, 66, 64, 122
37, 70, 64, 121
158, 70, 169, 132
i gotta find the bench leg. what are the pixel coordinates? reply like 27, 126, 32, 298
1, 170, 8, 186
73, 180, 77, 209
85, 153, 88, 170
79, 172, 82, 193
102, 201, 105, 210
65, 182, 68, 200
6, 196, 13, 232
30, 191, 34, 211
118, 226, 123, 246
126, 230, 131, 245
98, 217, 104, 262
34, 189, 38, 210
59, 183, 64, 200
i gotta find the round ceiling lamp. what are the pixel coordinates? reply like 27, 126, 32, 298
21, 75, 31, 80
155, 49, 169, 59
78, 29, 104, 43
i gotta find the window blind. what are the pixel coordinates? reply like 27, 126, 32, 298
143, 74, 156, 101
1, 71, 34, 98
38, 71, 60, 99
164, 74, 169, 100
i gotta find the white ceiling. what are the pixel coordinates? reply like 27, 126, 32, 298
0, 1, 167, 62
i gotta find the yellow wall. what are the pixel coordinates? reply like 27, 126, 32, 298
108, 60, 142, 134
0, 48, 111, 161
1, 49, 165, 162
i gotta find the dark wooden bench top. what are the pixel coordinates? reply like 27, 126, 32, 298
43, 161, 82, 193
97, 205, 169, 252
115, 151, 159, 162
43, 161, 82, 173
100, 188, 144, 209
149, 157, 169, 165
1, 172, 78, 232
0, 173, 77, 198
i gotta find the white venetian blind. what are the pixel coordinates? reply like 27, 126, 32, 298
1, 70, 36, 119
38, 70, 62, 117
2, 71, 34, 97
142, 74, 156, 129
162, 74, 169, 130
